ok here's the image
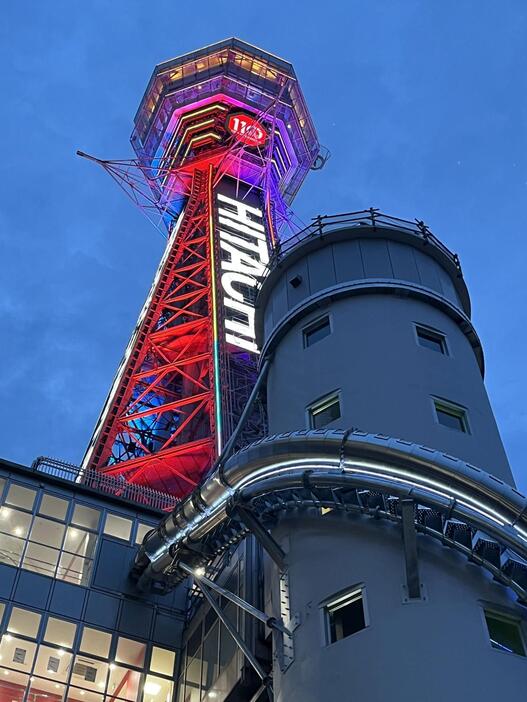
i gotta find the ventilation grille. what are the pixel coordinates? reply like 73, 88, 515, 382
73, 662, 98, 682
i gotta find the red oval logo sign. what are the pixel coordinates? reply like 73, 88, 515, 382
227, 113, 267, 147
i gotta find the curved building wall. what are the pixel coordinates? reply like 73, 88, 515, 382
257, 226, 513, 484
268, 511, 526, 702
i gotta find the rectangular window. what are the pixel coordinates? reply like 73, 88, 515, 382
324, 588, 367, 644
104, 514, 132, 541
303, 316, 331, 348
5, 484, 36, 512
484, 610, 526, 656
433, 399, 469, 433
150, 647, 175, 676
44, 617, 77, 649
135, 523, 153, 545
416, 325, 447, 354
79, 627, 112, 659
39, 494, 69, 521
8, 607, 41, 638
308, 394, 341, 429
72, 504, 101, 531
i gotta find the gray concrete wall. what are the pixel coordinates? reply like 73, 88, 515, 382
269, 511, 526, 702
257, 228, 513, 485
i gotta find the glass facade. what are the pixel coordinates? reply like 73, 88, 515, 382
0, 479, 155, 587
0, 604, 175, 702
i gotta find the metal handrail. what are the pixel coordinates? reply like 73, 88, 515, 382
30, 456, 179, 512
264, 208, 462, 278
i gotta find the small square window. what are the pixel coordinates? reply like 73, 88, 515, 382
115, 637, 146, 668
324, 588, 366, 644
416, 325, 447, 354
5, 484, 36, 511
150, 647, 175, 676
484, 610, 526, 656
308, 394, 341, 429
44, 617, 77, 649
39, 494, 69, 521
135, 523, 153, 545
434, 399, 468, 433
303, 316, 331, 348
104, 514, 132, 541
8, 607, 41, 638
72, 504, 101, 531
79, 627, 112, 659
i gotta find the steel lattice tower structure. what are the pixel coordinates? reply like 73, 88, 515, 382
81, 39, 319, 497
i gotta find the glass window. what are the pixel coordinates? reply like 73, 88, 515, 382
308, 394, 341, 429
324, 588, 366, 644
22, 542, 59, 578
33, 645, 73, 682
67, 688, 103, 702
39, 494, 69, 521
0, 533, 25, 568
0, 635, 37, 672
56, 552, 93, 586
8, 608, 41, 638
29, 517, 66, 549
135, 523, 153, 545
434, 399, 468, 433
201, 623, 219, 696
0, 603, 4, 625
80, 628, 112, 659
143, 675, 173, 702
63, 527, 97, 559
0, 668, 29, 702
29, 674, 67, 702
107, 665, 141, 701
0, 478, 5, 499
149, 647, 175, 677
72, 505, 101, 531
0, 507, 32, 538
115, 638, 146, 668
104, 515, 132, 541
416, 325, 447, 354
303, 316, 331, 348
484, 610, 526, 656
5, 485, 36, 511
44, 617, 77, 649
71, 655, 109, 692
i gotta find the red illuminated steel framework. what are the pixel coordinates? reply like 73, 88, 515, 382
81, 39, 320, 497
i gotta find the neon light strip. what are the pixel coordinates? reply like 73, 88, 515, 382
207, 164, 223, 454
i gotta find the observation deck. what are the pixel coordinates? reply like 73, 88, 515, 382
131, 37, 319, 204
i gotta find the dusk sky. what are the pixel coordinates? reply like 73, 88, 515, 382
1, 2, 526, 490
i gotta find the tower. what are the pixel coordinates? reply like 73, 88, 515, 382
81, 39, 319, 497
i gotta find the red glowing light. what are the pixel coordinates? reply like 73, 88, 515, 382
226, 113, 267, 147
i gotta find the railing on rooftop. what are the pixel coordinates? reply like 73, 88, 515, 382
30, 456, 179, 512
266, 208, 462, 277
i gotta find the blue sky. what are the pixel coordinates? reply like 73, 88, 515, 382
1, 1, 526, 489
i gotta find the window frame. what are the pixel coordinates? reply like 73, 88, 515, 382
302, 314, 332, 349
482, 606, 527, 658
321, 585, 369, 646
307, 392, 342, 430
432, 397, 470, 434
414, 323, 448, 356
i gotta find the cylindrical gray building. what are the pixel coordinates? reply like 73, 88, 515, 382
251, 213, 525, 701
257, 216, 513, 485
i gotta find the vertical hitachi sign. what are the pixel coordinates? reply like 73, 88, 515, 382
215, 184, 270, 353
